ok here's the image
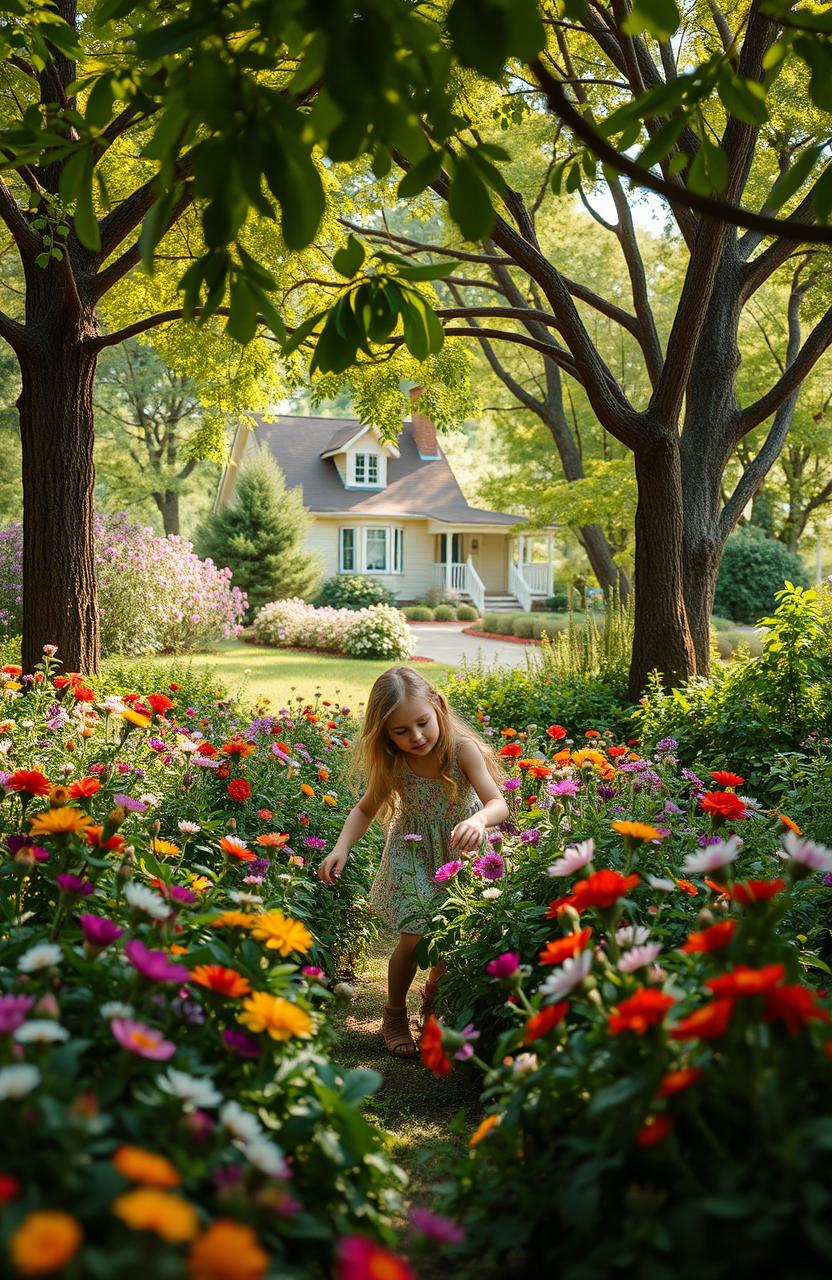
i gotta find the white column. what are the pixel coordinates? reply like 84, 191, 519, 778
518, 533, 525, 568
546, 533, 554, 594
445, 532, 453, 589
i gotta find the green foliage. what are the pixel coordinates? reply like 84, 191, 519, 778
445, 661, 633, 741
433, 604, 456, 621
456, 604, 479, 621
196, 449, 322, 613
402, 605, 435, 620
317, 575, 395, 611
714, 526, 810, 624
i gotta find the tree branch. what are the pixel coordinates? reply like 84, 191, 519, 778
0, 308, 28, 353
735, 305, 832, 437
0, 177, 38, 258
338, 218, 514, 265
90, 185, 195, 302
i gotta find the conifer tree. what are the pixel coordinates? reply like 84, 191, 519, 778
197, 450, 322, 615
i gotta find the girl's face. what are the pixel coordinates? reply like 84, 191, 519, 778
386, 695, 440, 757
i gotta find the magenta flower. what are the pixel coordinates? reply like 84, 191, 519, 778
111, 1017, 175, 1060
0, 994, 35, 1035
408, 1205, 466, 1244
55, 874, 95, 897
167, 885, 197, 906
519, 829, 540, 846
79, 915, 124, 949
453, 1023, 481, 1061
302, 965, 325, 979
433, 859, 463, 883
124, 939, 189, 984
222, 1027, 261, 1058
403, 833, 423, 842
303, 836, 327, 850
472, 851, 505, 880
502, 779, 521, 792
549, 778, 581, 797
486, 951, 520, 979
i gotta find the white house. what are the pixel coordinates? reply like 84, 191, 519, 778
215, 393, 556, 612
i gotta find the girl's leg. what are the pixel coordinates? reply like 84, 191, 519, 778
419, 959, 446, 1026
382, 931, 421, 1059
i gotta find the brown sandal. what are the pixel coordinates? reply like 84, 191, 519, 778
382, 1005, 419, 1059
418, 979, 441, 1028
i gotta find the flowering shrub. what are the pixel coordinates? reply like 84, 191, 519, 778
0, 651, 406, 1277
252, 598, 414, 661
316, 574, 395, 610
0, 514, 247, 656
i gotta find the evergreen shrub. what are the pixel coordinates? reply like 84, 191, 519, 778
433, 604, 456, 621
714, 526, 809, 624
402, 605, 434, 621
456, 604, 479, 621
316, 574, 395, 610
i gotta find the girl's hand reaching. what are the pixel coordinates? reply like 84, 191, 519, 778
450, 813, 487, 853
318, 850, 348, 884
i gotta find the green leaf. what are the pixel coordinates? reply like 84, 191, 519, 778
448, 155, 494, 240
136, 18, 203, 60
332, 234, 366, 279
226, 278, 259, 344
687, 138, 728, 196
717, 72, 769, 126
340, 1068, 382, 1104
636, 116, 686, 169
73, 159, 101, 252
814, 163, 832, 222
795, 36, 832, 111
138, 183, 179, 270
85, 74, 116, 129
397, 149, 444, 199
622, 0, 680, 39
763, 143, 821, 212
283, 308, 327, 357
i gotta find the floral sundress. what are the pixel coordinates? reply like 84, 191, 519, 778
368, 741, 482, 934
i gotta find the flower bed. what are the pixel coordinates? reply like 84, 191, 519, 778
252, 598, 414, 661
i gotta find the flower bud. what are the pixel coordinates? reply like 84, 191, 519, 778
13, 848, 35, 872
696, 908, 714, 929
34, 994, 60, 1019
149, 819, 160, 837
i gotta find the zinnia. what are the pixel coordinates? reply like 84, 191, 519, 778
539, 927, 592, 967
190, 966, 251, 998
706, 963, 785, 998
10, 1211, 82, 1275
29, 806, 93, 836
238, 993, 313, 1041
113, 1146, 180, 1188
250, 910, 313, 956
727, 878, 785, 905
227, 778, 251, 802
420, 1014, 452, 1077
189, 1220, 270, 1280
670, 997, 734, 1040
655, 1067, 702, 1098
112, 1188, 199, 1242
111, 1017, 175, 1060
433, 859, 463, 883
710, 770, 745, 788
336, 1236, 415, 1280
763, 984, 830, 1033
700, 790, 747, 822
125, 939, 189, 984
7, 769, 51, 796
523, 1001, 568, 1044
558, 869, 640, 914
608, 988, 675, 1035
636, 1113, 675, 1147
611, 820, 666, 842
219, 836, 256, 862
680, 920, 737, 953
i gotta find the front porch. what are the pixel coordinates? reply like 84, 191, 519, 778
431, 530, 555, 612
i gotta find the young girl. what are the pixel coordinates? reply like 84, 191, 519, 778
318, 667, 507, 1059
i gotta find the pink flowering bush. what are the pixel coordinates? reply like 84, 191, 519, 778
0, 514, 247, 655
252, 597, 414, 660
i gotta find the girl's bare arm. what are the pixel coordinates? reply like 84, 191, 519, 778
318, 792, 380, 883
450, 739, 509, 851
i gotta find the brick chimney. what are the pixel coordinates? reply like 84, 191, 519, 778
409, 385, 440, 458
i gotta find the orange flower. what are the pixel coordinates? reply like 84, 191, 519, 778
670, 997, 735, 1040
210, 911, 256, 930
655, 1067, 702, 1098
420, 1014, 452, 1076
700, 790, 747, 822
529, 764, 553, 780
636, 1113, 675, 1147
522, 1001, 568, 1044
567, 869, 640, 913
680, 920, 737, 953
322, 793, 337, 807
256, 832, 290, 848
674, 878, 699, 896
188, 1219, 269, 1280
553, 748, 572, 767
607, 746, 628, 758
706, 963, 785, 999
10, 1211, 82, 1275
546, 724, 567, 739
710, 770, 745, 788
499, 743, 522, 758
190, 966, 252, 997
608, 988, 676, 1035
763, 985, 830, 1034
611, 820, 665, 842
219, 836, 256, 862
317, 767, 330, 781
777, 813, 802, 835
469, 1113, 500, 1146
726, 878, 785, 906
112, 1188, 199, 1242
7, 769, 51, 797
68, 777, 101, 798
500, 728, 517, 737
113, 1146, 180, 1188
539, 927, 593, 967
300, 783, 315, 797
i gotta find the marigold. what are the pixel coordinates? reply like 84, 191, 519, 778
498, 742, 522, 758
655, 1067, 702, 1098
572, 748, 605, 768
238, 992, 313, 1041
680, 920, 737, 953
210, 911, 256, 930
7, 769, 51, 797
706, 963, 785, 998
299, 782, 315, 797
469, 1113, 500, 1146
227, 778, 251, 802
113, 1145, 180, 1188
500, 727, 518, 737
67, 777, 100, 799
700, 790, 747, 822
522, 1001, 568, 1044
420, 1014, 452, 1076
670, 997, 734, 1040
29, 806, 94, 836
552, 748, 572, 767
10, 1210, 82, 1275
777, 813, 802, 835
636, 1113, 675, 1147
608, 988, 676, 1035
727, 878, 785, 906
674, 878, 699, 896
539, 928, 593, 967
763, 984, 830, 1034
150, 838, 181, 859
188, 1219, 269, 1280
112, 1187, 199, 1242
611, 820, 665, 842
250, 910, 313, 956
190, 966, 252, 998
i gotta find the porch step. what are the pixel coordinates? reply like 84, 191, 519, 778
483, 594, 523, 611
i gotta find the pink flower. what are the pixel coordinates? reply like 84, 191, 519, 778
79, 915, 124, 949
433, 859, 463, 883
111, 1017, 175, 1060
55, 874, 95, 897
337, 1236, 416, 1280
547, 838, 594, 878
0, 994, 35, 1035
472, 851, 505, 880
486, 951, 520, 979
618, 943, 663, 972
124, 939, 189, 984
408, 1205, 466, 1244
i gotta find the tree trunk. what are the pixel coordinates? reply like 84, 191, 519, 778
578, 522, 631, 604
628, 436, 695, 698
154, 490, 180, 537
17, 313, 100, 674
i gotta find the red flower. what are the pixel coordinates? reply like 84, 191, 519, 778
258, 808, 273, 821
147, 693, 175, 714
530, 765, 552, 780
0, 1173, 20, 1203
680, 920, 737, 953
706, 963, 785, 999
196, 742, 217, 756
700, 790, 747, 822
499, 743, 522, 758
1, 664, 22, 675
655, 1067, 702, 1098
85, 826, 125, 852
570, 870, 640, 913
522, 1002, 568, 1044
607, 746, 628, 758
636, 1113, 675, 1147
539, 928, 593, 967
585, 729, 600, 739
675, 878, 699, 897
68, 777, 101, 799
726, 879, 785, 906
763, 985, 830, 1034
546, 724, 567, 740
710, 771, 745, 788
670, 997, 735, 1040
72, 683, 96, 703
608, 988, 676, 1036
7, 769, 51, 796
420, 1015, 452, 1076
168, 683, 180, 691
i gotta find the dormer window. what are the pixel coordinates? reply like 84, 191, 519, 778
353, 452, 381, 486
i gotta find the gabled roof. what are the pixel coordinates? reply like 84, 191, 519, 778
249, 414, 520, 525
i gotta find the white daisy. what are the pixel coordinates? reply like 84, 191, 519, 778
618, 943, 663, 973
101, 1002, 134, 1021
646, 875, 676, 893
177, 820, 201, 835
0, 1064, 41, 1100
681, 836, 742, 875
778, 830, 832, 873
547, 839, 594, 878
537, 951, 592, 1002
17, 942, 62, 973
123, 882, 169, 920
157, 1068, 222, 1110
481, 887, 502, 900
14, 1020, 70, 1045
220, 1100, 262, 1143
230, 890, 264, 907
139, 793, 161, 808
244, 1136, 290, 1179
615, 925, 650, 948
511, 1053, 539, 1077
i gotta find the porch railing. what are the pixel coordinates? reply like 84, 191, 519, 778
432, 561, 468, 594
509, 560, 533, 612
465, 556, 485, 615
519, 562, 551, 596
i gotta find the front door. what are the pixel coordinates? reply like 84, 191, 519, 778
438, 533, 463, 563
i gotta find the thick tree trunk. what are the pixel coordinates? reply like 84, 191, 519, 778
17, 314, 100, 674
578, 522, 631, 604
154, 490, 180, 537
628, 436, 695, 698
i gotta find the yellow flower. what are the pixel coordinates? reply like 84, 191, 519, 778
29, 806, 94, 836
299, 783, 315, 797
150, 838, 181, 859
611, 820, 666, 842
10, 1211, 83, 1275
189, 875, 213, 893
113, 1145, 180, 1188
48, 785, 71, 808
250, 910, 313, 956
322, 793, 337, 807
210, 910, 256, 930
188, 1220, 269, 1280
122, 709, 151, 729
5, 680, 22, 692
571, 748, 605, 768
469, 1113, 501, 1147
112, 1187, 199, 1242
238, 992, 314, 1041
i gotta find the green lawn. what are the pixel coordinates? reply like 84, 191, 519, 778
116, 641, 455, 709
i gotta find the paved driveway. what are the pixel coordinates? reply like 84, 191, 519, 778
409, 623, 539, 669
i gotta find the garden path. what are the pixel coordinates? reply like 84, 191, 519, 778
410, 623, 539, 668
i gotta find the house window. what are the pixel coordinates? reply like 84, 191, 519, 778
394, 528, 404, 574
365, 528, 388, 572
339, 528, 356, 572
353, 453, 380, 486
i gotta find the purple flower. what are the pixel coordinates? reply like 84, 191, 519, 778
222, 1027, 262, 1058
79, 914, 124, 949
116, 763, 131, 775
472, 851, 505, 880
403, 833, 423, 842
486, 952, 519, 979
549, 778, 580, 797
433, 859, 463, 883
303, 836, 327, 850
663, 799, 682, 815
0, 994, 35, 1035
168, 885, 197, 906
114, 794, 148, 813
5, 834, 32, 856
823, 873, 832, 888
243, 874, 264, 885
125, 939, 189, 983
698, 834, 723, 847
453, 1023, 481, 1061
502, 779, 521, 792
499, 820, 518, 836
408, 1206, 466, 1245
56, 874, 95, 898
148, 737, 166, 752
655, 737, 678, 752
251, 857, 270, 876
487, 830, 503, 845
519, 829, 540, 846
682, 768, 705, 790
597, 784, 616, 801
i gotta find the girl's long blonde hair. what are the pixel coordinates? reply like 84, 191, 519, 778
350, 666, 503, 824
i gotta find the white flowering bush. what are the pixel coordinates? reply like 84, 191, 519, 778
344, 603, 414, 660
252, 598, 413, 660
